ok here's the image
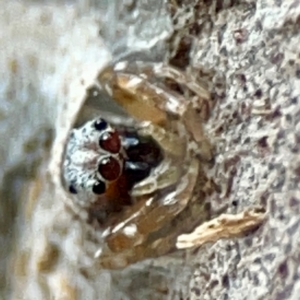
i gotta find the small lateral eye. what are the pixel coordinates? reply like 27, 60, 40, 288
94, 118, 107, 131
98, 156, 121, 181
99, 131, 121, 154
92, 180, 106, 195
69, 184, 77, 194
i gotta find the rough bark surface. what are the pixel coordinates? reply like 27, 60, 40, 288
2, 0, 300, 299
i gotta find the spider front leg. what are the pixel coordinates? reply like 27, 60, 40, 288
97, 61, 213, 160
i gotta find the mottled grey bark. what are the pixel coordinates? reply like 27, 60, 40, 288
2, 0, 300, 299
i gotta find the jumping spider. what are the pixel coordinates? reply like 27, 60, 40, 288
62, 61, 266, 269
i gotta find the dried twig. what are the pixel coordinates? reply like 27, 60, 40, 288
176, 207, 266, 249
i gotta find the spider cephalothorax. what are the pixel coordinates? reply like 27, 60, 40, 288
63, 116, 163, 223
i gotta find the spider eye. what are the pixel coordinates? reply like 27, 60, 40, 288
92, 180, 106, 195
98, 157, 121, 181
94, 118, 107, 131
99, 131, 121, 154
69, 184, 77, 194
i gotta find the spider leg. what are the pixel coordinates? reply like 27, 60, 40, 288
96, 156, 200, 269
98, 61, 213, 160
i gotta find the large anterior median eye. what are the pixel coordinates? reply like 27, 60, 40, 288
98, 156, 121, 181
99, 131, 121, 154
